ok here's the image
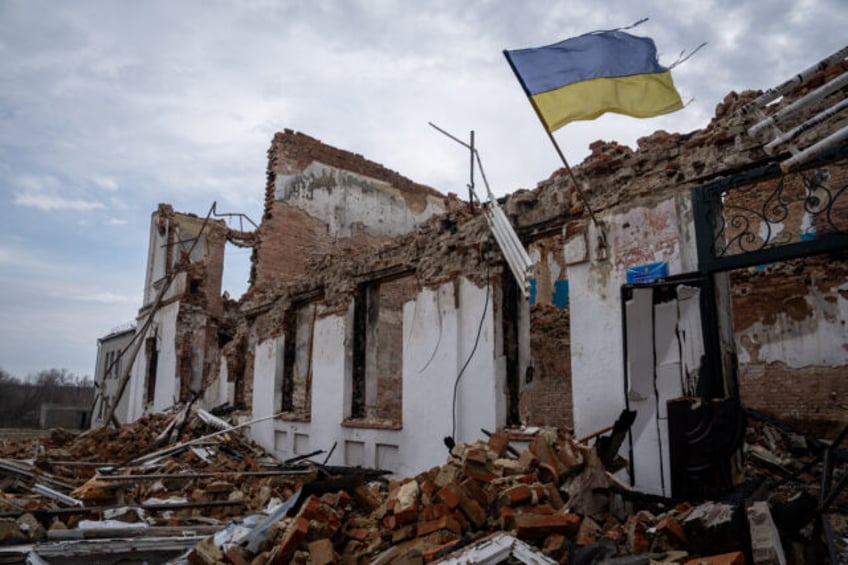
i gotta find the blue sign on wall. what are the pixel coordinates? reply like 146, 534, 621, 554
626, 261, 668, 284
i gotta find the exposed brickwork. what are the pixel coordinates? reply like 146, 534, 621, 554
253, 201, 336, 289
740, 361, 847, 438
254, 130, 446, 292
153, 60, 848, 440
730, 254, 847, 333
523, 304, 573, 429
266, 129, 443, 216
281, 301, 319, 420
372, 274, 419, 424
522, 234, 572, 428
732, 253, 848, 437
142, 206, 231, 409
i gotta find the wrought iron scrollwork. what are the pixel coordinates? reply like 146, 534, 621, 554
709, 154, 848, 259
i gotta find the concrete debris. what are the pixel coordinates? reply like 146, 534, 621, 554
746, 502, 786, 565
0, 407, 846, 563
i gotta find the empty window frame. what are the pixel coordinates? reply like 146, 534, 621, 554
145, 337, 158, 405
351, 273, 418, 424
280, 301, 318, 418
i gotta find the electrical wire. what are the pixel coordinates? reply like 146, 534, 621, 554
445, 256, 491, 450
417, 290, 443, 374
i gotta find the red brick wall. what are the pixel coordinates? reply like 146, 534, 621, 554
523, 303, 573, 429
265, 129, 442, 217
732, 253, 848, 437
253, 201, 335, 288
372, 274, 419, 423
739, 362, 847, 438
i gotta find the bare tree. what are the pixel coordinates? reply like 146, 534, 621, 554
0, 368, 94, 428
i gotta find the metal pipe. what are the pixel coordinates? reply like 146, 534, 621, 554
487, 213, 531, 296
488, 204, 532, 271
492, 206, 533, 271
749, 71, 848, 138
780, 124, 848, 172
94, 469, 315, 481
745, 45, 848, 110
490, 206, 533, 272
31, 485, 83, 507
490, 226, 531, 296
764, 97, 848, 153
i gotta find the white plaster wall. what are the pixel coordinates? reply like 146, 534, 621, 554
92, 331, 135, 426
403, 279, 499, 477
454, 279, 501, 443
736, 281, 848, 367
151, 303, 180, 413
251, 336, 279, 451
125, 302, 180, 421
402, 284, 458, 454
143, 214, 168, 305
249, 278, 500, 478
274, 162, 443, 239
568, 194, 698, 456
568, 232, 628, 439
126, 343, 147, 423
202, 355, 230, 409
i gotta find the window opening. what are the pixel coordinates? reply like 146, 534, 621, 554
145, 337, 158, 405
350, 274, 417, 425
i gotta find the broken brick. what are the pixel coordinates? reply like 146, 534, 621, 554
513, 512, 581, 541
626, 517, 651, 554
656, 516, 688, 547
416, 515, 462, 538
420, 503, 451, 522
458, 496, 488, 529
487, 430, 510, 457
273, 516, 309, 565
307, 538, 337, 565
499, 484, 532, 507
576, 516, 601, 546
682, 552, 745, 565
436, 484, 462, 509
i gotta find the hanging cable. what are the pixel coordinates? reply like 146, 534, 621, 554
444, 253, 491, 451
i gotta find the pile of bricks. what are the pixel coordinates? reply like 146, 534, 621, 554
187, 430, 762, 564
3, 409, 846, 563
0, 410, 292, 533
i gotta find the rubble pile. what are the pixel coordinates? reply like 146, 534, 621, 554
180, 423, 846, 564
194, 429, 711, 565
0, 408, 315, 562
0, 409, 846, 564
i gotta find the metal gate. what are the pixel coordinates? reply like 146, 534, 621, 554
691, 142, 848, 398
685, 143, 848, 548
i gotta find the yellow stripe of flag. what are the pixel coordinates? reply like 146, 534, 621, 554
531, 71, 683, 132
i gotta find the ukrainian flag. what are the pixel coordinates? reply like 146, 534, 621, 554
504, 30, 683, 132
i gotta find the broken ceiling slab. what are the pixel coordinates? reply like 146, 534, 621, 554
433, 532, 556, 564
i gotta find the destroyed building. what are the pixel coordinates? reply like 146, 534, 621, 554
95, 48, 848, 500
91, 324, 135, 426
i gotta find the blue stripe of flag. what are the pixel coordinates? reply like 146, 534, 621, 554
505, 31, 670, 96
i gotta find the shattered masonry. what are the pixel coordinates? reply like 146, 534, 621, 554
95, 58, 848, 488
1, 402, 845, 563
17, 46, 848, 564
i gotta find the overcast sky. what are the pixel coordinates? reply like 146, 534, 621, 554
1, 0, 846, 379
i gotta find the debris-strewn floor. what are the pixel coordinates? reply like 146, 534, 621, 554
0, 406, 845, 564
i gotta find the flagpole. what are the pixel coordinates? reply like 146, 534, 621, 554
503, 50, 608, 252
543, 128, 605, 234
531, 102, 609, 252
